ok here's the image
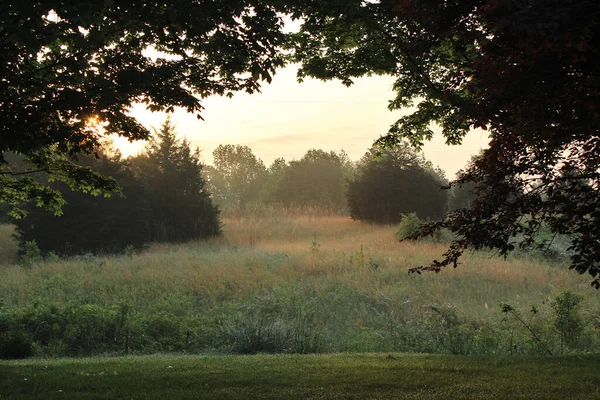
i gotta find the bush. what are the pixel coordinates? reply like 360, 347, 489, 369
219, 315, 322, 354
0, 286, 596, 359
551, 291, 584, 353
395, 213, 454, 243
0, 303, 131, 358
142, 312, 184, 352
396, 213, 422, 240
219, 316, 292, 354
19, 240, 42, 267
425, 306, 477, 355
0, 329, 34, 359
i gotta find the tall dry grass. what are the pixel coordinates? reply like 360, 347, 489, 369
1, 216, 595, 317
219, 203, 348, 220
3, 215, 600, 356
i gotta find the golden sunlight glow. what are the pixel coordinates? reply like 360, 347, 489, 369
122, 66, 488, 178
86, 115, 101, 127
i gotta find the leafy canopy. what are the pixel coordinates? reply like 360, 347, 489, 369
206, 144, 267, 209
1, 0, 287, 216
266, 149, 354, 210
13, 150, 149, 255
290, 0, 600, 287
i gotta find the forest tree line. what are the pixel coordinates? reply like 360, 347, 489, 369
5, 119, 476, 257
205, 143, 474, 221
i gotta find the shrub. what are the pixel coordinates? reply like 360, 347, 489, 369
219, 316, 292, 354
551, 291, 584, 353
0, 303, 132, 358
219, 314, 322, 354
425, 306, 476, 355
45, 251, 61, 262
19, 240, 42, 267
142, 312, 183, 352
396, 213, 422, 240
0, 331, 34, 360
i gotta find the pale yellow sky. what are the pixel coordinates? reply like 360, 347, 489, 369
116, 64, 488, 179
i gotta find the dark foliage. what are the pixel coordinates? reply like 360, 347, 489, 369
1, 0, 287, 215
0, 205, 10, 224
14, 119, 220, 255
4, 0, 599, 286
448, 155, 481, 212
448, 181, 477, 212
290, 0, 600, 286
347, 144, 447, 224
131, 118, 221, 243
13, 152, 149, 255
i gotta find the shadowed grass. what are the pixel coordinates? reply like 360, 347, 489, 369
0, 224, 18, 265
2, 353, 600, 399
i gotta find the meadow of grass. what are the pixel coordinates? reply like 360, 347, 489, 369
2, 353, 600, 399
1, 211, 599, 358
0, 224, 19, 265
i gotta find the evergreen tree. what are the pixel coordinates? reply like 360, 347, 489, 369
14, 150, 149, 255
347, 143, 448, 224
14, 119, 220, 255
132, 118, 220, 242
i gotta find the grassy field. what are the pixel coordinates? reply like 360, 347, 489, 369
0, 223, 19, 265
2, 353, 600, 399
1, 214, 599, 358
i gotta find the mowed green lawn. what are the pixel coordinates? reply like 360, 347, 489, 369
2, 353, 600, 399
